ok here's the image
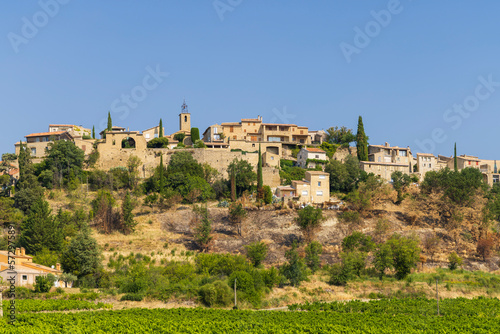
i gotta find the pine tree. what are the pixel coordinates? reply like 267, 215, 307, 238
107, 112, 112, 132
159, 119, 163, 138
19, 197, 64, 255
356, 116, 368, 161
61, 224, 101, 278
257, 144, 263, 189
454, 143, 458, 172
92, 126, 95, 139
122, 191, 136, 234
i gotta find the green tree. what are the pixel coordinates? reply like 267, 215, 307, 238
42, 140, 85, 188
227, 158, 256, 197
229, 202, 247, 236
174, 132, 186, 143
257, 144, 263, 190
159, 155, 165, 194
92, 126, 95, 139
448, 252, 463, 270
341, 232, 375, 253
375, 234, 420, 280
295, 206, 324, 242
61, 225, 101, 278
34, 274, 55, 293
14, 142, 44, 213
19, 197, 64, 255
262, 185, 273, 205
147, 137, 169, 148
391, 171, 411, 204
194, 140, 207, 148
193, 205, 213, 252
122, 191, 136, 234
59, 273, 77, 288
356, 116, 368, 161
33, 248, 59, 267
305, 241, 323, 273
326, 126, 356, 147
159, 119, 163, 137
319, 142, 337, 159
245, 241, 268, 267
191, 128, 200, 142
107, 111, 112, 132
281, 241, 308, 287
454, 143, 458, 172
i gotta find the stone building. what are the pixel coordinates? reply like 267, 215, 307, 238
360, 143, 413, 181
276, 171, 330, 204
297, 147, 327, 169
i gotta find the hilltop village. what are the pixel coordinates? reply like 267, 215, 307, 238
4, 100, 500, 202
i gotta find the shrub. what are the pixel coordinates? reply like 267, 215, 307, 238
196, 253, 251, 276
281, 241, 308, 287
329, 263, 350, 286
295, 206, 324, 243
305, 241, 323, 273
477, 236, 495, 262
34, 274, 56, 293
199, 281, 232, 307
262, 186, 273, 205
228, 271, 255, 295
448, 252, 463, 270
229, 202, 247, 236
263, 267, 281, 289
120, 293, 144, 301
147, 137, 169, 148
245, 241, 268, 267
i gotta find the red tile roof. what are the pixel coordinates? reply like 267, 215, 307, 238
49, 124, 75, 127
304, 148, 325, 153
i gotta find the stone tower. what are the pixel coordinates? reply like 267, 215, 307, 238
179, 99, 191, 132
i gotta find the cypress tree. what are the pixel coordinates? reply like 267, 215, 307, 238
191, 128, 200, 142
92, 126, 95, 139
257, 144, 263, 189
454, 143, 458, 172
107, 112, 112, 132
356, 116, 368, 161
159, 119, 163, 138
230, 165, 236, 202
122, 191, 136, 234
159, 155, 164, 194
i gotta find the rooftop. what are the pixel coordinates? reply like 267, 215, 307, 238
25, 131, 68, 138
303, 147, 326, 153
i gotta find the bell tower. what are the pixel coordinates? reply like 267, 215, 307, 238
179, 99, 191, 132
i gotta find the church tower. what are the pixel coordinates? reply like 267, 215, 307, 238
179, 99, 191, 132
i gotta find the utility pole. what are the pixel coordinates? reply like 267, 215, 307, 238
234, 278, 237, 309
436, 277, 440, 316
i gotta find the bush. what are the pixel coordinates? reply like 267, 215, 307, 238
228, 271, 255, 295
295, 206, 324, 243
281, 242, 308, 287
120, 293, 144, 301
305, 241, 323, 273
147, 137, 169, 148
262, 186, 273, 205
245, 242, 268, 267
34, 274, 55, 293
262, 267, 281, 289
199, 281, 232, 307
329, 263, 349, 286
196, 253, 251, 276
448, 252, 463, 270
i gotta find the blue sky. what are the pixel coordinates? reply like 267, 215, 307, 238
1, 1, 499, 159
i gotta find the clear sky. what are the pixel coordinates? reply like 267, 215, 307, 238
1, 1, 500, 159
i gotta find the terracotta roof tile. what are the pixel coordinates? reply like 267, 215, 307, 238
25, 131, 67, 138
304, 148, 325, 153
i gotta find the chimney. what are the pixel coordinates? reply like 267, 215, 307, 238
56, 263, 61, 271
20, 247, 25, 256
385, 142, 389, 147
15, 247, 20, 256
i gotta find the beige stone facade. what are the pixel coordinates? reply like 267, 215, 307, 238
361, 143, 412, 181
14, 131, 74, 162
297, 147, 327, 169
283, 171, 330, 204
142, 125, 164, 142
49, 124, 91, 138
220, 116, 310, 145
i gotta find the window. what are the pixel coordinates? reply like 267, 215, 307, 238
230, 126, 234, 133
429, 164, 432, 168
35, 137, 40, 142
399, 151, 407, 157
318, 182, 321, 186
252, 144, 255, 147
316, 191, 323, 196
319, 175, 326, 179
31, 148, 36, 155
253, 123, 255, 126
214, 127, 218, 134
22, 275, 27, 281
145, 133, 150, 139
154, 133, 158, 138
244, 129, 246, 132
184, 116, 187, 122
233, 136, 236, 140
476, 162, 479, 166
271, 156, 274, 160
315, 155, 319, 159
300, 130, 303, 134
302, 190, 308, 196
494, 175, 499, 183
300, 139, 305, 143
378, 157, 382, 162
